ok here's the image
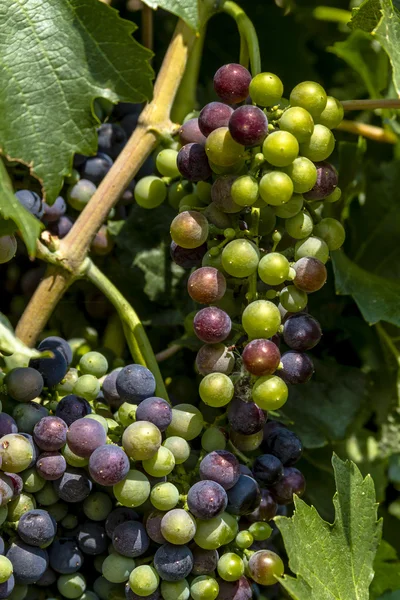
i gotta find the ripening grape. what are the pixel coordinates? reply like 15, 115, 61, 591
205, 127, 245, 167
293, 257, 327, 293
170, 211, 209, 249
193, 307, 232, 344
211, 175, 242, 214
248, 550, 284, 585
187, 267, 226, 304
177, 144, 212, 182
303, 161, 338, 200
242, 339, 281, 376
196, 344, 235, 376
199, 102, 234, 137
229, 106, 268, 147
178, 118, 207, 146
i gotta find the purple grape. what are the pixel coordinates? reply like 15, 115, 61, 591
42, 196, 66, 223
38, 336, 73, 365
227, 398, 266, 435
242, 339, 281, 377
105, 507, 139, 538
145, 510, 167, 544
229, 105, 268, 146
49, 538, 83, 573
170, 241, 207, 269
269, 467, 306, 504
81, 152, 113, 185
36, 568, 57, 587
246, 488, 278, 523
199, 450, 240, 490
102, 369, 123, 409
187, 480, 228, 519
279, 351, 314, 384
116, 364, 156, 404
97, 123, 127, 159
66, 417, 107, 458
89, 444, 130, 486
48, 215, 74, 238
6, 541, 48, 584
36, 452, 67, 480
214, 64, 252, 104
53, 468, 92, 503
283, 313, 322, 351
154, 544, 193, 582
17, 509, 56, 547
55, 394, 92, 426
0, 414, 18, 437
135, 397, 172, 432
252, 454, 284, 486
226, 474, 261, 515
190, 546, 219, 575
91, 225, 114, 256
193, 307, 232, 344
33, 416, 68, 451
198, 102, 234, 137
112, 521, 150, 558
211, 175, 241, 214
217, 576, 253, 600
178, 118, 207, 146
303, 161, 338, 200
263, 428, 303, 467
177, 143, 212, 182
15, 190, 44, 219
0, 575, 14, 599
0, 473, 15, 506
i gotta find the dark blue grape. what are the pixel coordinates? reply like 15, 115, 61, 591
53, 468, 92, 502
0, 414, 18, 437
6, 367, 44, 403
227, 398, 266, 435
66, 417, 107, 458
36, 452, 66, 481
246, 488, 277, 523
135, 397, 172, 432
17, 509, 56, 547
55, 394, 91, 426
279, 351, 314, 384
198, 102, 234, 136
170, 241, 207, 269
154, 543, 193, 582
36, 567, 57, 587
89, 444, 129, 487
38, 336, 73, 365
105, 507, 139, 539
48, 215, 74, 238
187, 480, 227, 519
218, 576, 252, 600
199, 450, 240, 490
0, 575, 14, 599
29, 348, 68, 388
98, 123, 127, 159
42, 196, 66, 223
6, 540, 48, 584
269, 467, 306, 504
178, 118, 206, 146
33, 416, 68, 451
15, 190, 44, 219
48, 538, 83, 574
226, 474, 261, 515
102, 369, 122, 409
177, 143, 212, 182
262, 428, 303, 466
81, 153, 113, 185
283, 313, 322, 351
112, 521, 150, 558
252, 455, 284, 486
190, 545, 219, 575
125, 582, 161, 600
116, 364, 156, 404
77, 522, 108, 555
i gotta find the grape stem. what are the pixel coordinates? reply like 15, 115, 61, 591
228, 440, 253, 466
141, 3, 154, 51
336, 120, 397, 144
221, 1, 261, 76
155, 344, 181, 362
341, 98, 400, 111
304, 201, 322, 224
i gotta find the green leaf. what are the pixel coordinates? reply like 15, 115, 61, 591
133, 245, 185, 303
0, 318, 45, 360
331, 250, 400, 327
337, 138, 367, 217
141, 0, 199, 30
371, 540, 400, 598
0, 159, 42, 256
349, 0, 382, 32
374, 0, 400, 96
0, 0, 153, 204
276, 454, 382, 600
378, 592, 400, 600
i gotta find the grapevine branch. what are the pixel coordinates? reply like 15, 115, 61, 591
336, 120, 397, 144
341, 98, 400, 111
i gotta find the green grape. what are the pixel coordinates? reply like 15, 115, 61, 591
61, 514, 78, 530
161, 580, 190, 600
313, 217, 345, 250
209, 159, 246, 175
242, 300, 281, 339
231, 175, 259, 206
57, 574, 86, 599
166, 404, 203, 441
79, 593, 99, 600
205, 127, 245, 167
161, 509, 196, 545
280, 285, 308, 312
221, 239, 260, 278
259, 171, 293, 206
156, 148, 180, 178
204, 204, 232, 230
83, 491, 113, 521
150, 482, 179, 511
249, 72, 284, 107
252, 375, 288, 410
194, 512, 237, 550
93, 556, 106, 575
0, 556, 13, 583
316, 96, 344, 129
178, 193, 202, 211
258, 206, 277, 235
258, 252, 290, 286
134, 176, 167, 209
294, 236, 330, 263
57, 369, 79, 396
191, 576, 219, 600
9, 585, 28, 600
262, 131, 299, 167
202, 249, 227, 275
248, 550, 284, 586
47, 502, 68, 523
102, 554, 135, 584
201, 427, 226, 452
324, 186, 342, 203
85, 413, 108, 433
299, 124, 335, 162
217, 553, 244, 582
199, 373, 234, 408
12, 403, 49, 434
195, 181, 211, 204
113, 470, 150, 508
290, 81, 327, 118
122, 421, 162, 461
68, 181, 96, 211
0, 434, 33, 473
230, 430, 263, 452
118, 402, 137, 428
235, 530, 254, 549
142, 446, 175, 477
35, 482, 58, 506
249, 522, 272, 541
274, 193, 303, 218
79, 352, 108, 378
21, 467, 45, 493
168, 181, 189, 209
285, 211, 314, 239
0, 235, 16, 264
279, 106, 314, 143
93, 576, 122, 600
283, 157, 317, 194
73, 374, 100, 402
162, 436, 190, 464
170, 210, 209, 249
63, 444, 89, 468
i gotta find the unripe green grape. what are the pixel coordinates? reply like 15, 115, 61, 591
249, 73, 284, 107
252, 375, 288, 410
190, 576, 219, 600
217, 553, 244, 582
249, 522, 272, 541
79, 352, 108, 378
324, 186, 342, 203
21, 467, 45, 493
248, 550, 284, 586
142, 445, 175, 477
35, 482, 59, 506
166, 404, 204, 441
102, 554, 134, 584
203, 204, 232, 230
236, 530, 254, 549
57, 573, 86, 599
83, 491, 112, 521
283, 157, 317, 194
0, 434, 33, 473
201, 427, 226, 452
0, 235, 17, 264
275, 193, 303, 218
280, 285, 308, 312
313, 217, 345, 250
196, 181, 212, 203
73, 374, 100, 402
161, 580, 190, 600
205, 127, 245, 167
156, 148, 180, 178
85, 413, 108, 433
47, 502, 68, 523
168, 181, 189, 209
209, 158, 246, 175
290, 81, 327, 118
57, 369, 79, 396
258, 252, 290, 286
170, 210, 209, 249
279, 106, 314, 143
150, 482, 179, 511
230, 430, 263, 452
178, 193, 203, 212
0, 556, 13, 583
68, 180, 96, 211
161, 508, 196, 544
294, 236, 330, 263
118, 402, 137, 428
199, 373, 234, 408
316, 96, 344, 129
262, 131, 299, 167
9, 585, 28, 600
231, 175, 259, 206
8, 493, 36, 522
258, 206, 277, 235
63, 444, 89, 468
163, 436, 190, 464
259, 171, 293, 206
129, 566, 159, 597
134, 175, 166, 209
300, 124, 335, 162
221, 239, 259, 278
202, 249, 227, 275
194, 512, 238, 550
113, 470, 150, 508
122, 421, 161, 461
285, 211, 314, 239
242, 300, 281, 339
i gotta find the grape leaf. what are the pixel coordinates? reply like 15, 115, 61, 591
349, 0, 382, 32
371, 540, 400, 598
374, 0, 400, 97
0, 0, 153, 204
141, 0, 199, 29
276, 454, 382, 600
133, 245, 184, 303
379, 592, 400, 600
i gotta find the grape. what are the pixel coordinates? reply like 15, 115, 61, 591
161, 580, 190, 600
7, 491, 36, 522
91, 225, 114, 256
202, 427, 226, 452
166, 404, 203, 441
191, 546, 219, 575
217, 553, 244, 582
34, 481, 58, 506
105, 507, 139, 538
300, 124, 335, 162
188, 480, 228, 519
199, 450, 240, 490
279, 106, 314, 143
283, 156, 317, 194
0, 575, 14, 600
57, 573, 86, 599
170, 241, 207, 269
258, 252, 289, 285
221, 239, 259, 278
316, 96, 344, 129
242, 300, 281, 339
33, 416, 67, 451
67, 179, 97, 211
302, 161, 337, 201
83, 491, 112, 521
113, 470, 150, 508
211, 175, 242, 214
283, 313, 322, 351
194, 512, 238, 550
38, 335, 72, 365
72, 374, 100, 401
293, 256, 327, 293
0, 557, 12, 585
7, 472, 23, 497
217, 576, 252, 600
30, 347, 68, 387
153, 543, 193, 582
66, 417, 107, 458
5, 367, 43, 403
313, 217, 345, 250
49, 214, 74, 238
248, 521, 272, 541
102, 554, 134, 584
13, 403, 48, 435
62, 443, 89, 468
81, 153, 113, 185
0, 235, 17, 264
0, 413, 18, 437
247, 489, 277, 523
280, 285, 308, 312
235, 530, 253, 549
156, 149, 180, 178
122, 421, 161, 461
199, 373, 234, 408
290, 81, 327, 118
196, 344, 235, 376
262, 130, 299, 167
191, 575, 219, 600
125, 582, 160, 600
279, 350, 314, 384
98, 122, 127, 158
270, 467, 306, 504
134, 176, 166, 209
248, 550, 284, 585
214, 64, 251, 104
150, 482, 179, 511
259, 171, 293, 206
242, 339, 280, 378
231, 175, 259, 207
199, 103, 234, 137
36, 452, 67, 480
249, 73, 284, 107
42, 195, 67, 223
193, 307, 232, 344
170, 210, 209, 249
252, 375, 288, 411
145, 510, 167, 545
161, 509, 196, 545
142, 445, 175, 477
229, 106, 268, 147
134, 397, 171, 432
294, 236, 329, 263
204, 204, 233, 230
54, 468, 92, 503
205, 128, 244, 167
15, 190, 44, 219
177, 144, 212, 182
252, 455, 283, 486
274, 193, 303, 218
227, 398, 266, 435
0, 434, 33, 473
112, 521, 149, 558
17, 509, 56, 548
178, 118, 206, 146
263, 427, 303, 466
163, 436, 190, 464
116, 364, 156, 404
188, 267, 226, 304
21, 468, 45, 493
226, 474, 261, 515
6, 541, 48, 584
79, 351, 108, 378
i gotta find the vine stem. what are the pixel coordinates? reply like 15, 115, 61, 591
336, 119, 397, 144
221, 1, 261, 76
155, 344, 181, 363
141, 4, 154, 51
341, 98, 400, 111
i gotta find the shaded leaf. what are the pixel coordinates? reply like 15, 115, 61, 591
371, 540, 400, 599
133, 245, 184, 303
337, 138, 367, 217
374, 0, 400, 96
350, 0, 382, 32
141, 0, 199, 29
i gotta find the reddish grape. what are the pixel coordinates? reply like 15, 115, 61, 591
293, 256, 327, 293
89, 445, 130, 486
229, 106, 268, 146
211, 175, 242, 214
191, 546, 219, 575
187, 480, 228, 519
33, 417, 68, 452
227, 398, 266, 435
170, 241, 207, 269
303, 161, 338, 200
178, 118, 206, 146
194, 307, 232, 344
246, 488, 277, 522
187, 267, 227, 304
36, 452, 66, 480
283, 313, 322, 351
145, 511, 167, 545
242, 339, 281, 376
248, 550, 284, 585
214, 64, 252, 104
199, 450, 240, 490
198, 102, 234, 137
66, 417, 107, 458
177, 143, 212, 182
279, 351, 314, 384
269, 467, 306, 504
